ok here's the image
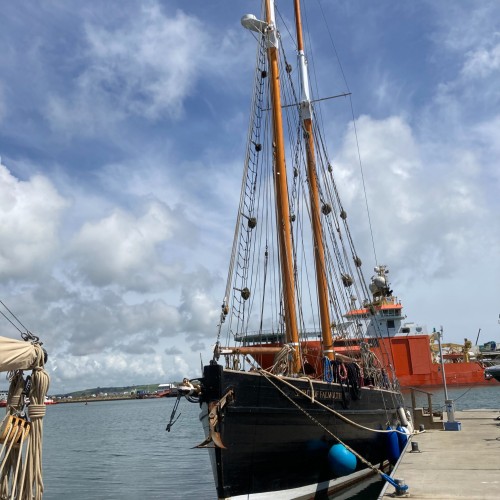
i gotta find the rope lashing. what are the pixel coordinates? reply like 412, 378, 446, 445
27, 405, 46, 420
23, 365, 50, 500
0, 334, 50, 500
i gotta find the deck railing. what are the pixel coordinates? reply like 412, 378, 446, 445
407, 387, 436, 416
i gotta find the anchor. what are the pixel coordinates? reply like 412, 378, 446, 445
196, 389, 234, 449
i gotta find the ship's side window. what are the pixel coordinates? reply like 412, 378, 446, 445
387, 320, 395, 329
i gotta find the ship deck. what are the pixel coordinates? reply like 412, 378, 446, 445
379, 409, 500, 499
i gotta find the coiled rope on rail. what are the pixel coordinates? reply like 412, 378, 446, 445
23, 361, 49, 500
0, 337, 49, 500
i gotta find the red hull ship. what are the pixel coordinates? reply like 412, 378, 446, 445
246, 266, 499, 388
370, 334, 491, 387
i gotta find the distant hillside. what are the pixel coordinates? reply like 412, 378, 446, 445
60, 383, 164, 397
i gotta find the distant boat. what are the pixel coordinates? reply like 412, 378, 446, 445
484, 365, 500, 382
0, 395, 57, 407
156, 383, 179, 398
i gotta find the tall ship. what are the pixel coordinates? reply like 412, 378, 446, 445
181, 1, 413, 498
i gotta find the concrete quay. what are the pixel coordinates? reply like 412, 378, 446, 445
379, 409, 500, 499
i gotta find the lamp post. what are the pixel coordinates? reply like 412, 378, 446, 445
438, 326, 460, 430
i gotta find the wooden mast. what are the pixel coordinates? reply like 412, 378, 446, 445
293, 0, 335, 360
264, 0, 301, 373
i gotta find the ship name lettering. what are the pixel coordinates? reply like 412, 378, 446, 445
304, 389, 341, 400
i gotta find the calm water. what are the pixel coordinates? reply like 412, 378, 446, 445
402, 383, 500, 411
40, 385, 500, 499
42, 398, 213, 499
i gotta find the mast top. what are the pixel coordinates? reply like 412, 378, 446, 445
241, 5, 278, 48
241, 14, 268, 34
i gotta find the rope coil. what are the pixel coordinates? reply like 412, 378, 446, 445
0, 338, 49, 500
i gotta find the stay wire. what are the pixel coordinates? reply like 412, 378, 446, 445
311, 0, 379, 266
0, 300, 40, 343
0, 300, 27, 332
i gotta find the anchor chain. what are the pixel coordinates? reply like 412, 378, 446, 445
165, 394, 182, 432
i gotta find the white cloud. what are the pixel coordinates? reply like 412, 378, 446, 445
84, 4, 207, 119
68, 201, 179, 289
180, 284, 220, 343
47, 3, 210, 133
333, 109, 490, 286
51, 351, 176, 388
462, 43, 500, 79
0, 162, 68, 279
430, 1, 498, 54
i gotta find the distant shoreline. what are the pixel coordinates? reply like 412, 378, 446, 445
56, 395, 170, 404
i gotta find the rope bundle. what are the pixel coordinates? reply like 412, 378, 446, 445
0, 342, 49, 499
23, 364, 49, 500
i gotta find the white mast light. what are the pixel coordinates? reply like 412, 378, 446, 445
241, 14, 268, 34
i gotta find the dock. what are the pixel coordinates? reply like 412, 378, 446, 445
379, 409, 500, 499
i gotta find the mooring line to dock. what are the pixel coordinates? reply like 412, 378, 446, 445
257, 367, 409, 495
257, 366, 416, 436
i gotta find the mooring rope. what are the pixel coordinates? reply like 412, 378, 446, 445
258, 368, 382, 470
256, 366, 410, 493
258, 367, 411, 436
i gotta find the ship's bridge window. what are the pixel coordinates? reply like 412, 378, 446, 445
349, 313, 368, 319
382, 308, 401, 317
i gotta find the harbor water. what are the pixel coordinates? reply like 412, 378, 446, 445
401, 383, 500, 411
42, 398, 213, 499
39, 384, 499, 499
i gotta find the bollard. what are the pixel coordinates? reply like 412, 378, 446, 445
394, 478, 409, 497
381, 473, 409, 496
445, 399, 456, 423
410, 441, 421, 453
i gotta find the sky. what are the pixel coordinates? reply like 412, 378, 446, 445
1, 0, 499, 394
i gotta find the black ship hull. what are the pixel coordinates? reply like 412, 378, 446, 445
485, 364, 500, 382
199, 364, 404, 498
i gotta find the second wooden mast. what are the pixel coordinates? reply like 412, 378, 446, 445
293, 0, 335, 361
264, 0, 335, 370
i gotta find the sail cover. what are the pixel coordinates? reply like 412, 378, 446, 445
0, 336, 44, 372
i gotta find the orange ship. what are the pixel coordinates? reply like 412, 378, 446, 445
243, 266, 499, 388
340, 266, 500, 387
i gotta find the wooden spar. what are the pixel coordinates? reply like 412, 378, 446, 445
293, 0, 335, 360
218, 346, 283, 355
219, 345, 355, 362
264, 0, 301, 373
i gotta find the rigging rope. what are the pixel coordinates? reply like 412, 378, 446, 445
256, 366, 412, 492
257, 365, 407, 436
